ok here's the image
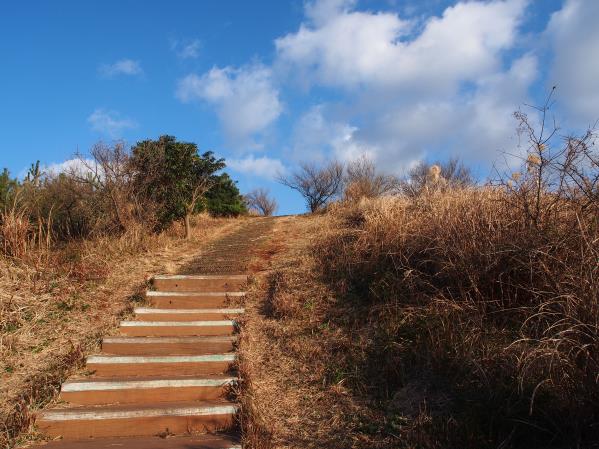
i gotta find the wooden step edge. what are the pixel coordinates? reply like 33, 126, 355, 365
62, 377, 238, 392
134, 308, 245, 314
146, 291, 246, 297
153, 275, 247, 280
120, 321, 237, 327
87, 354, 236, 364
38, 403, 239, 421
102, 336, 237, 344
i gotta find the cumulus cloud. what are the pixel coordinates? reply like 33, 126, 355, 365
290, 105, 377, 163
99, 59, 143, 78
176, 64, 282, 148
227, 155, 287, 179
276, 0, 534, 171
43, 158, 98, 178
304, 0, 357, 26
276, 0, 527, 92
87, 109, 137, 137
547, 0, 599, 123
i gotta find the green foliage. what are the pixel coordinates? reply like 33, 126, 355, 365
25, 161, 42, 186
130, 135, 244, 229
205, 173, 246, 216
0, 168, 18, 209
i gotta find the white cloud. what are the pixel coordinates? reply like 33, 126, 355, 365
44, 158, 98, 178
87, 109, 137, 137
547, 0, 599, 123
274, 0, 535, 172
99, 59, 143, 78
290, 105, 377, 163
172, 39, 201, 59
276, 0, 527, 92
227, 155, 287, 179
176, 64, 282, 148
304, 0, 357, 26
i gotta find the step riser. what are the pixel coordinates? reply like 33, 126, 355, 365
37, 413, 235, 439
88, 362, 234, 377
136, 313, 241, 321
153, 278, 246, 292
37, 435, 242, 449
61, 386, 229, 405
101, 341, 235, 356
120, 325, 234, 337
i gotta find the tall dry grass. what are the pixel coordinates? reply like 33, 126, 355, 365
313, 188, 598, 448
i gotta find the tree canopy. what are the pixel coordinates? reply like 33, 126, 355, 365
130, 135, 245, 231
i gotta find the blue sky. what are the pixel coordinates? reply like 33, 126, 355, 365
1, 0, 597, 214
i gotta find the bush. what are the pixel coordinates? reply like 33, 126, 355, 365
205, 173, 247, 217
244, 188, 278, 216
344, 155, 399, 201
0, 136, 245, 257
310, 98, 598, 447
316, 187, 598, 448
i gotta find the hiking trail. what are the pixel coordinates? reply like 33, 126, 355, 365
32, 217, 275, 449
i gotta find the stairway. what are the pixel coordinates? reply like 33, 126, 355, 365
35, 274, 246, 449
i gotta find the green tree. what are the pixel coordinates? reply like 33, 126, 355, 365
130, 135, 244, 237
205, 173, 246, 216
0, 168, 18, 209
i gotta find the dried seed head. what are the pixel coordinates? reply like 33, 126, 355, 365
527, 154, 541, 166
428, 165, 441, 182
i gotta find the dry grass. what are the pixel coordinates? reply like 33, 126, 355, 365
238, 215, 396, 449
313, 189, 598, 448
0, 214, 243, 449
239, 189, 598, 449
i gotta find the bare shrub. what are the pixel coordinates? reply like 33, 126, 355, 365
344, 155, 399, 201
278, 160, 344, 212
402, 157, 474, 197
497, 89, 598, 226
69, 142, 155, 234
245, 188, 278, 216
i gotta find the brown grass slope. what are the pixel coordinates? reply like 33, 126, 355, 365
239, 189, 598, 449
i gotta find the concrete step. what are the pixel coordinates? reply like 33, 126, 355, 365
134, 307, 244, 322
60, 375, 237, 405
119, 320, 236, 337
36, 434, 241, 449
87, 354, 236, 377
152, 275, 247, 292
36, 400, 238, 439
102, 336, 236, 356
146, 291, 245, 309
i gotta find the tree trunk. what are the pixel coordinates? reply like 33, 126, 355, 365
184, 213, 191, 239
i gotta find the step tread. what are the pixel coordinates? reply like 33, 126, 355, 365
121, 320, 235, 327
38, 400, 238, 421
88, 354, 236, 364
62, 376, 238, 391
134, 308, 245, 314
153, 275, 247, 280
36, 434, 241, 449
103, 336, 236, 343
146, 291, 246, 297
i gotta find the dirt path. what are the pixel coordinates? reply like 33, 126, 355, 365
180, 217, 276, 274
